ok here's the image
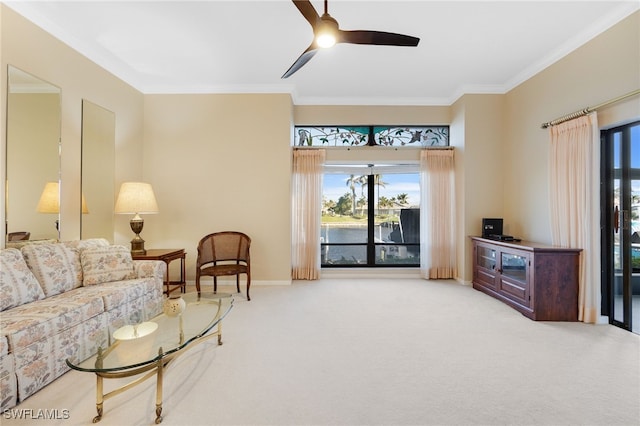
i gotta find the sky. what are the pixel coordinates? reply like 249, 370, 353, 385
323, 173, 420, 207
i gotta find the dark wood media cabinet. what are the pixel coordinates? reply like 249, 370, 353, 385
471, 237, 581, 321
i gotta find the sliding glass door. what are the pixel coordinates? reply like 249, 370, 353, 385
602, 121, 640, 334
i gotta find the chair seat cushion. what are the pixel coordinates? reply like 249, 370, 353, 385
201, 264, 247, 277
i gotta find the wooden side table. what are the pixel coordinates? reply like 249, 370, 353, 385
132, 249, 186, 295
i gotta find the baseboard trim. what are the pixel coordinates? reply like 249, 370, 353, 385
185, 279, 292, 286
320, 268, 421, 279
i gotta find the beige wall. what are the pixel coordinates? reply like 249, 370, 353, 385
503, 11, 639, 247
2, 5, 639, 287
1, 4, 144, 243
141, 94, 294, 284
452, 94, 505, 282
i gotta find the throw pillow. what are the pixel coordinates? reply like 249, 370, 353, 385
0, 248, 45, 311
81, 245, 135, 286
20, 243, 82, 297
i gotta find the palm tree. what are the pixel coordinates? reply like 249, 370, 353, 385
346, 175, 366, 216
396, 193, 409, 206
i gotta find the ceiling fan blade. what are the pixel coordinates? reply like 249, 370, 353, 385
338, 30, 420, 47
292, 0, 321, 29
282, 44, 318, 78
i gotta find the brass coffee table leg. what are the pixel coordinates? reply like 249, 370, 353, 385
155, 348, 164, 424
93, 347, 104, 423
94, 374, 103, 423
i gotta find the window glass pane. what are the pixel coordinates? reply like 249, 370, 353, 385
322, 174, 369, 228
373, 173, 420, 235
374, 126, 449, 147
320, 243, 367, 265
294, 125, 449, 147
613, 131, 621, 168
321, 172, 368, 265
321, 168, 420, 267
295, 126, 368, 147
373, 172, 420, 265
631, 124, 640, 169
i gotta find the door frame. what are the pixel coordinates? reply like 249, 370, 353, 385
601, 120, 640, 332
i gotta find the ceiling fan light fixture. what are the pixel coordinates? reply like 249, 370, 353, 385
316, 32, 336, 48
316, 14, 338, 48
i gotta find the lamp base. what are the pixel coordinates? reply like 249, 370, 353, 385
130, 217, 146, 255
130, 235, 146, 255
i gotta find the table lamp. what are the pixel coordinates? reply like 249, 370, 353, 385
114, 182, 159, 255
36, 181, 60, 233
37, 182, 90, 236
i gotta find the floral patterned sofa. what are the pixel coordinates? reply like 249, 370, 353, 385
0, 239, 164, 410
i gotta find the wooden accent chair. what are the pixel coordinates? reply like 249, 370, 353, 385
196, 231, 252, 300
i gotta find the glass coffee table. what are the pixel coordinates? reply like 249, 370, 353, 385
67, 292, 233, 424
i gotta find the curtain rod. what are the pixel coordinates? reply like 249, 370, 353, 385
540, 89, 640, 129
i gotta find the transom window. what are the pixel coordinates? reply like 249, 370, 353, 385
295, 125, 449, 147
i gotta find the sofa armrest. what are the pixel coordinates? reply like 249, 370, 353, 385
133, 260, 165, 281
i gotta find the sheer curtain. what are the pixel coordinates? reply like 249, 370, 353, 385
420, 149, 457, 279
549, 112, 600, 323
291, 149, 325, 280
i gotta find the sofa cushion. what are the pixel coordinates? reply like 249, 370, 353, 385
21, 244, 82, 297
81, 245, 135, 286
0, 289, 105, 352
0, 248, 46, 311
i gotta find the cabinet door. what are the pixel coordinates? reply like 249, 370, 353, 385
474, 243, 498, 289
498, 251, 530, 306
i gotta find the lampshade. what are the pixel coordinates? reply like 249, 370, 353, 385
36, 182, 59, 213
114, 182, 159, 214
36, 181, 90, 214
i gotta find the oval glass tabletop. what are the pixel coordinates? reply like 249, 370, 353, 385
67, 292, 233, 372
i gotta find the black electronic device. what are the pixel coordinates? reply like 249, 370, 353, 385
482, 218, 503, 238
489, 234, 514, 241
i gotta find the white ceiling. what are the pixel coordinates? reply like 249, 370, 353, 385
5, 0, 639, 105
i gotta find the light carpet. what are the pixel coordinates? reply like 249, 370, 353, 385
3, 278, 639, 426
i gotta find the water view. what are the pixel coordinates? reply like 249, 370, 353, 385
321, 224, 419, 265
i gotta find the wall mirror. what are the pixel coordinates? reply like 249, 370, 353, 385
81, 99, 115, 240
6, 65, 61, 242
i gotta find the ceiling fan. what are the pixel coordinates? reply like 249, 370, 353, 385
282, 0, 420, 78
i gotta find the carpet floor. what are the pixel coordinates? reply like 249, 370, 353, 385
3, 278, 639, 426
